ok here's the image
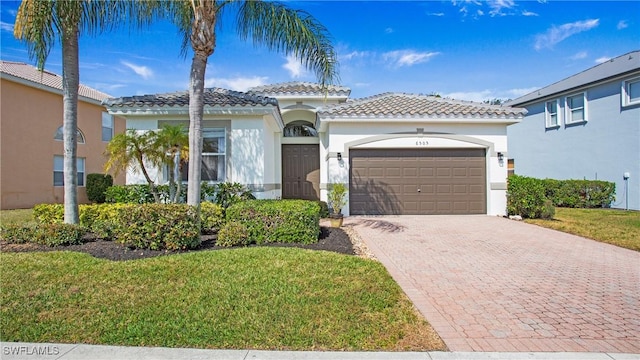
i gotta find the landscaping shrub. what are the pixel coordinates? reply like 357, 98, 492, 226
213, 182, 255, 209
542, 179, 615, 208
317, 201, 330, 218
78, 203, 128, 239
86, 173, 113, 203
0, 224, 35, 244
112, 204, 200, 250
506, 175, 548, 218
105, 184, 155, 204
226, 199, 320, 244
32, 204, 64, 224
216, 221, 250, 247
32, 223, 87, 247
200, 201, 224, 233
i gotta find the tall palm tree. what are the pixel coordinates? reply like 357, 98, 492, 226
14, 0, 163, 223
168, 0, 339, 208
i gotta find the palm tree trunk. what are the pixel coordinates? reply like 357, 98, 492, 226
61, 24, 79, 224
186, 53, 207, 207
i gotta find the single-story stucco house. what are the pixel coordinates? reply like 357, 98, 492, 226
103, 82, 526, 216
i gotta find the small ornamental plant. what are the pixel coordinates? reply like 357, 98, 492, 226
327, 183, 347, 227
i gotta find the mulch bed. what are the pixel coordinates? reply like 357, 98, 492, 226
0, 226, 355, 261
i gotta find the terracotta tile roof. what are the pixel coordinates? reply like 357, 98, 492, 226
249, 81, 351, 97
103, 88, 279, 108
319, 93, 527, 118
0, 60, 111, 102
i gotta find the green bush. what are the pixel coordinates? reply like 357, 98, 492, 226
507, 175, 548, 219
86, 174, 113, 203
32, 204, 64, 224
213, 182, 255, 209
0, 224, 36, 244
317, 201, 330, 218
78, 203, 128, 239
226, 199, 320, 244
112, 204, 200, 250
105, 184, 156, 204
542, 179, 615, 208
32, 223, 87, 247
216, 221, 250, 247
200, 202, 224, 233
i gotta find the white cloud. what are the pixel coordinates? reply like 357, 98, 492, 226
569, 51, 588, 60
534, 19, 599, 50
385, 27, 394, 34
383, 50, 440, 67
121, 61, 153, 80
427, 12, 445, 17
282, 54, 307, 78
617, 20, 628, 30
595, 56, 611, 64
340, 51, 371, 61
443, 90, 493, 102
487, 0, 515, 17
204, 76, 269, 91
522, 10, 538, 17
505, 87, 539, 98
1, 21, 14, 32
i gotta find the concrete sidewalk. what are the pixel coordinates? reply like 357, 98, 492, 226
1, 342, 639, 360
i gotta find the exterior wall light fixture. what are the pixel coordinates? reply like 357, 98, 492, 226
497, 152, 504, 161
337, 152, 342, 161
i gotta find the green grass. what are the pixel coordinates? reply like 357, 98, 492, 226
0, 209, 34, 226
0, 248, 445, 350
526, 208, 640, 251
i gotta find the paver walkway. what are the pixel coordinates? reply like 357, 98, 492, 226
346, 215, 640, 353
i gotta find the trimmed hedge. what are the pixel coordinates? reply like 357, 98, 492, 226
507, 175, 615, 218
112, 204, 200, 250
216, 221, 250, 247
226, 199, 320, 244
105, 183, 219, 204
0, 223, 86, 247
200, 201, 224, 233
86, 174, 113, 203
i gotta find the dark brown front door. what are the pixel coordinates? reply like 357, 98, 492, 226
282, 144, 320, 200
350, 148, 486, 215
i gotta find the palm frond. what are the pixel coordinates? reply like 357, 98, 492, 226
235, 1, 339, 87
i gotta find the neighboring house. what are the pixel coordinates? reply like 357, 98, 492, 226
0, 61, 125, 210
506, 50, 640, 211
103, 82, 526, 215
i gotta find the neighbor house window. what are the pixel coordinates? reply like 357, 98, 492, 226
54, 126, 85, 143
623, 77, 640, 106
566, 93, 587, 123
181, 128, 226, 182
102, 112, 114, 141
545, 100, 560, 128
53, 155, 85, 186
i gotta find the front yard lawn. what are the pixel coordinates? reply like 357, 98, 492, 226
526, 208, 640, 251
0, 248, 446, 351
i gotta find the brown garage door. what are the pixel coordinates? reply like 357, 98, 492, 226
350, 148, 486, 215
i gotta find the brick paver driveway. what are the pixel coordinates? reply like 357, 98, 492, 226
347, 215, 640, 353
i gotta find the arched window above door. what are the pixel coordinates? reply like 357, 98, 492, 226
283, 120, 318, 137
54, 126, 85, 143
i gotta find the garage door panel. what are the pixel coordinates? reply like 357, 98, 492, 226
350, 148, 486, 215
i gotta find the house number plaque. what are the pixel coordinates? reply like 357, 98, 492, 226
415, 140, 429, 146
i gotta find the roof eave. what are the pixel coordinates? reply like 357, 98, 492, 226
1, 73, 106, 106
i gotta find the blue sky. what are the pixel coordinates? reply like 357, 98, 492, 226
1, 0, 639, 102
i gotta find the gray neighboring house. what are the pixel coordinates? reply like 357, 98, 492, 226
506, 50, 640, 211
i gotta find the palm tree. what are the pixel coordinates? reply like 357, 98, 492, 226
14, 0, 163, 224
168, 0, 339, 208
104, 129, 165, 203
155, 125, 189, 203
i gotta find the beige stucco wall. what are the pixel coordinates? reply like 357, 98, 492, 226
0, 79, 125, 209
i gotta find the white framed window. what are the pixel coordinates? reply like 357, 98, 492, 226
622, 77, 640, 106
102, 112, 114, 141
54, 126, 85, 143
181, 128, 226, 182
565, 92, 587, 124
545, 100, 560, 128
53, 156, 85, 187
